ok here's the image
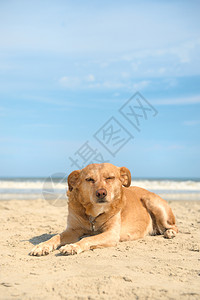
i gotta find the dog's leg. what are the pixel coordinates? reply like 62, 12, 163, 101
60, 214, 121, 255
59, 230, 119, 255
30, 229, 81, 256
141, 193, 178, 239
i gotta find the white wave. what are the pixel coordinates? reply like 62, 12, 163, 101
0, 179, 200, 191
0, 180, 67, 190
131, 180, 200, 191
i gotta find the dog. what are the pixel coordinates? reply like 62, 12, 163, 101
30, 163, 178, 256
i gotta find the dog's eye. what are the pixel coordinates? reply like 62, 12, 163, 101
106, 176, 115, 180
85, 178, 95, 183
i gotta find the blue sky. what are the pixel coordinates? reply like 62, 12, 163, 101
0, 0, 200, 178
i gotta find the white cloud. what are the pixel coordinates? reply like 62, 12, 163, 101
183, 120, 200, 126
0, 107, 6, 117
158, 67, 166, 74
87, 81, 125, 89
113, 92, 120, 97
164, 78, 178, 88
167, 144, 184, 150
133, 80, 151, 91
169, 39, 200, 64
1, 1, 200, 60
59, 75, 126, 90
153, 95, 200, 105
121, 72, 130, 78
119, 37, 200, 77
102, 81, 125, 89
59, 76, 120, 90
85, 74, 95, 82
146, 143, 184, 151
59, 76, 80, 88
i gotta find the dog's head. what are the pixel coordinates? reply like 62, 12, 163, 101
67, 163, 131, 217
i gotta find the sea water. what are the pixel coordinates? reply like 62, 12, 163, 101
0, 177, 200, 201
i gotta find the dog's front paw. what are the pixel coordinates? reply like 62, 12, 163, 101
30, 242, 54, 256
164, 229, 177, 239
59, 244, 82, 255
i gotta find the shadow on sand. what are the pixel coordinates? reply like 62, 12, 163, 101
29, 233, 56, 245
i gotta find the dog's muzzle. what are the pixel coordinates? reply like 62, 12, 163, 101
96, 188, 107, 202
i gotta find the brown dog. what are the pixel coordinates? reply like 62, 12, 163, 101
30, 163, 178, 256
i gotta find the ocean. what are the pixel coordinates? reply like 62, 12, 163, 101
0, 177, 200, 202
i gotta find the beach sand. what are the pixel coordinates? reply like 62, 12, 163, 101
0, 199, 199, 300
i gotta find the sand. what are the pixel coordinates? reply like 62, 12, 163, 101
0, 198, 199, 300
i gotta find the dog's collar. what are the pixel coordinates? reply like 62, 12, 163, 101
88, 212, 104, 223
88, 213, 104, 231
89, 216, 95, 231
88, 215, 95, 223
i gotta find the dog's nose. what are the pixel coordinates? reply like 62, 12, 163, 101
96, 188, 107, 199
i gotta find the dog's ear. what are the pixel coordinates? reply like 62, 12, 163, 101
120, 167, 131, 187
68, 170, 81, 191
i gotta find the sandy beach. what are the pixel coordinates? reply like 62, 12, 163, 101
0, 198, 199, 300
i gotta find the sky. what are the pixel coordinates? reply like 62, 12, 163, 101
0, 0, 200, 178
